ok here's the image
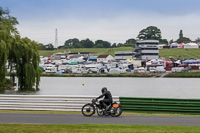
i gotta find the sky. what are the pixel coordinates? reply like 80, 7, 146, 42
1, 0, 200, 46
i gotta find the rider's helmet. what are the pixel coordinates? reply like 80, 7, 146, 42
101, 87, 107, 93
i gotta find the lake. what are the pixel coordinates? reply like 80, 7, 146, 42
3, 77, 200, 99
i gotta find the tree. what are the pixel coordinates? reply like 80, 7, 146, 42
117, 43, 123, 47
0, 7, 18, 87
169, 39, 174, 44
38, 43, 44, 50
126, 38, 136, 44
64, 38, 79, 48
73, 43, 82, 48
0, 7, 41, 91
176, 37, 191, 44
176, 30, 191, 43
111, 43, 117, 48
179, 30, 183, 38
44, 43, 54, 50
94, 43, 103, 48
124, 38, 136, 47
57, 45, 64, 49
137, 26, 162, 40
80, 39, 94, 48
159, 39, 168, 45
9, 36, 41, 91
95, 40, 111, 48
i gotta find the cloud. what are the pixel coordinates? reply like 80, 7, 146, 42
17, 11, 200, 46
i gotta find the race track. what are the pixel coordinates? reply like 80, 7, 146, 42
1, 113, 200, 126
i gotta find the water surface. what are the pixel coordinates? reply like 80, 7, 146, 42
3, 77, 200, 99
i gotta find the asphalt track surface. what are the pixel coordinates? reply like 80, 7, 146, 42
1, 113, 200, 126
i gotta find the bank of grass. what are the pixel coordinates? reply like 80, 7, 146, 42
39, 47, 132, 57
39, 47, 200, 60
41, 73, 157, 77
159, 48, 200, 60
0, 124, 200, 133
166, 72, 200, 78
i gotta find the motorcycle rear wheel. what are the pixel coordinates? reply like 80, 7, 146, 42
81, 103, 95, 116
110, 105, 122, 117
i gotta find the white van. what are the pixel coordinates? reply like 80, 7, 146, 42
45, 64, 57, 73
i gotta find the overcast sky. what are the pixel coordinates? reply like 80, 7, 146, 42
1, 0, 200, 46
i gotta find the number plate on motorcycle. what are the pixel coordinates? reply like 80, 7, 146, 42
113, 104, 119, 108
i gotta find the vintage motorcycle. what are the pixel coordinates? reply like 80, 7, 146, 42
81, 98, 122, 117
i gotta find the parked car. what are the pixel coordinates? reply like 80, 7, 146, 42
149, 67, 156, 73
108, 68, 121, 74
138, 67, 145, 73
45, 64, 57, 73
181, 66, 191, 72
171, 67, 184, 73
65, 68, 72, 73
155, 66, 166, 73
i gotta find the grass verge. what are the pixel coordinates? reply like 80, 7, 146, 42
166, 72, 200, 77
0, 110, 199, 117
0, 124, 200, 133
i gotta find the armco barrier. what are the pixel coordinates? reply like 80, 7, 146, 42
0, 95, 119, 111
120, 97, 200, 114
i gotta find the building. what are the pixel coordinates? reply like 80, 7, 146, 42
114, 51, 135, 61
134, 40, 159, 60
97, 55, 115, 63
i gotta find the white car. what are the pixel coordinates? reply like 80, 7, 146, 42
45, 64, 57, 73
149, 67, 156, 73
155, 66, 166, 73
171, 67, 184, 73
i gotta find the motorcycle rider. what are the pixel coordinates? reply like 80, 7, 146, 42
96, 87, 113, 110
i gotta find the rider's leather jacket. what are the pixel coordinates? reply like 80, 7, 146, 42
96, 91, 113, 102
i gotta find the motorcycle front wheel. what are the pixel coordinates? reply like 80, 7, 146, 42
81, 103, 95, 116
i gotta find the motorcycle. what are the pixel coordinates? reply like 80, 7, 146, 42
81, 98, 122, 117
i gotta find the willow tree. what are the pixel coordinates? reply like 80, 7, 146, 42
0, 7, 41, 91
0, 7, 18, 87
9, 36, 41, 91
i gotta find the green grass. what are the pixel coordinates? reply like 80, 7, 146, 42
166, 72, 200, 77
1, 110, 200, 117
39, 47, 132, 57
159, 48, 200, 59
1, 110, 200, 132
0, 124, 200, 133
0, 110, 82, 114
39, 48, 200, 60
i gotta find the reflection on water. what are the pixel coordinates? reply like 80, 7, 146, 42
2, 77, 200, 99
2, 90, 39, 95
0, 90, 5, 94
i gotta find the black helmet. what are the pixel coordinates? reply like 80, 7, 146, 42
101, 87, 107, 93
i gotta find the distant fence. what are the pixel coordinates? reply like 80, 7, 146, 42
0, 95, 119, 111
120, 97, 200, 114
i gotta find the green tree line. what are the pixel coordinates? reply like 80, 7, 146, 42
39, 26, 198, 50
